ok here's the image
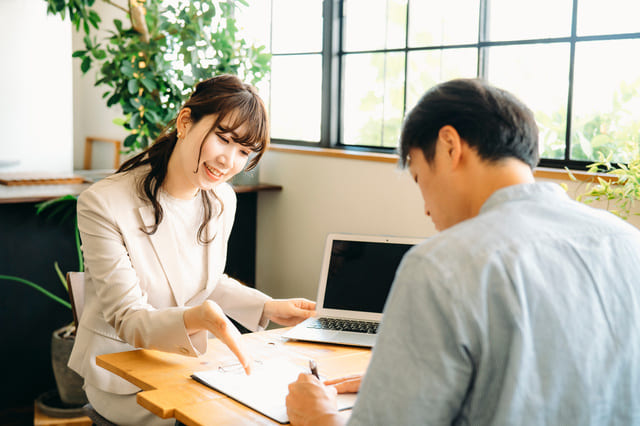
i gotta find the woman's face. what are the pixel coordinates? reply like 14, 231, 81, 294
168, 111, 253, 198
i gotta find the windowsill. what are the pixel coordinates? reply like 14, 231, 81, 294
268, 144, 615, 183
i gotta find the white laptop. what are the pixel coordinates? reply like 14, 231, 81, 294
283, 233, 423, 347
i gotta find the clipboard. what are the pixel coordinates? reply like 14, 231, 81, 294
192, 358, 357, 424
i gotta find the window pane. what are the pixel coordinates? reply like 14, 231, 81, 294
343, 0, 407, 51
342, 52, 405, 148
487, 44, 571, 160
577, 0, 640, 36
272, 0, 323, 53
488, 0, 572, 41
408, 0, 480, 47
270, 55, 322, 142
571, 40, 640, 163
236, 0, 272, 51
406, 48, 478, 111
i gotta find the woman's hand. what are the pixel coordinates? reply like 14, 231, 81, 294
184, 300, 252, 374
263, 298, 316, 326
324, 374, 362, 393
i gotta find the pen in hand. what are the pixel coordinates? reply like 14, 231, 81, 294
309, 359, 319, 379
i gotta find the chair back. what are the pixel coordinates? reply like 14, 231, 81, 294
66, 272, 85, 327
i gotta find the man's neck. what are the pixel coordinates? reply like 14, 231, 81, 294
462, 158, 535, 218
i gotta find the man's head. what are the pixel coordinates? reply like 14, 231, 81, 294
399, 78, 539, 170
400, 79, 538, 231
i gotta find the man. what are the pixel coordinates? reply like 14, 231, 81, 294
285, 79, 640, 425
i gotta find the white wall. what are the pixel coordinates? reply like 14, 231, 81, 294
71, 2, 129, 170
0, 0, 73, 173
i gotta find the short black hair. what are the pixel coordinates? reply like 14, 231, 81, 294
399, 78, 539, 169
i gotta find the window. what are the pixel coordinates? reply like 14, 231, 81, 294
237, 0, 640, 169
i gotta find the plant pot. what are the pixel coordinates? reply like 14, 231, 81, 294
51, 324, 87, 406
35, 389, 87, 418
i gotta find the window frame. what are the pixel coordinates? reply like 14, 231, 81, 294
267, 0, 640, 170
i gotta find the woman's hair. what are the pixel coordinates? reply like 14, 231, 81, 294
117, 74, 270, 243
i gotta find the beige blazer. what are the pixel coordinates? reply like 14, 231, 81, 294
68, 167, 271, 394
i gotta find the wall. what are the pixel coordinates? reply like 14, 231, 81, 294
0, 0, 72, 173
255, 152, 434, 300
71, 2, 129, 170
253, 151, 640, 301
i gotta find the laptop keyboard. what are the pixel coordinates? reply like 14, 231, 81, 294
307, 317, 379, 334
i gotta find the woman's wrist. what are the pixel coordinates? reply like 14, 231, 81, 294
260, 300, 273, 324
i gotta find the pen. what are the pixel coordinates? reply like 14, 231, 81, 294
309, 359, 319, 379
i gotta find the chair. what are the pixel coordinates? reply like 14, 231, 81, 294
66, 272, 118, 426
66, 272, 85, 328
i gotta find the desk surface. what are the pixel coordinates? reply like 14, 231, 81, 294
0, 179, 282, 204
96, 328, 370, 426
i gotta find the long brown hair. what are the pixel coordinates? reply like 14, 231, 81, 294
118, 74, 270, 243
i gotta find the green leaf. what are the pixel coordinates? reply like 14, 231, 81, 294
130, 112, 141, 130
112, 117, 127, 126
107, 93, 120, 107
123, 133, 138, 148
80, 56, 92, 73
72, 50, 86, 58
145, 109, 160, 123
0, 274, 71, 309
128, 79, 139, 95
93, 49, 107, 60
141, 77, 157, 92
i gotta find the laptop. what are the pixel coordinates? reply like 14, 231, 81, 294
283, 233, 423, 347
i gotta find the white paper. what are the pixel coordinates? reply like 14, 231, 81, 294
192, 358, 357, 424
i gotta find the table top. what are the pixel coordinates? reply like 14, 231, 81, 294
0, 175, 282, 204
96, 328, 371, 426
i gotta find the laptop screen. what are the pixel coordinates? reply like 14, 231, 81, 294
322, 239, 416, 313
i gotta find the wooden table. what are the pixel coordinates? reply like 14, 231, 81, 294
96, 328, 371, 425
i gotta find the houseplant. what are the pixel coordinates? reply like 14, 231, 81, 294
45, 0, 271, 153
0, 195, 87, 409
570, 142, 640, 220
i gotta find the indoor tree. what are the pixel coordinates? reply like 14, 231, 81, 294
45, 0, 270, 153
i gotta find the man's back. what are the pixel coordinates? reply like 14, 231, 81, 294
349, 183, 640, 425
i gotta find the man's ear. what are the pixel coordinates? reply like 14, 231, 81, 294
437, 125, 463, 169
176, 108, 192, 135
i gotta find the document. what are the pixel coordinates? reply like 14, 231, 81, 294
192, 358, 357, 424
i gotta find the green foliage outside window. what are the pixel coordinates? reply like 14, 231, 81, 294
45, 0, 270, 153
538, 77, 640, 163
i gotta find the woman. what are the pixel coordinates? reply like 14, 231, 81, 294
69, 74, 316, 425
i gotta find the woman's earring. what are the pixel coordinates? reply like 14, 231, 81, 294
177, 132, 182, 139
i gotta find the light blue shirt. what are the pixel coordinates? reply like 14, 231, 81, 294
349, 183, 640, 425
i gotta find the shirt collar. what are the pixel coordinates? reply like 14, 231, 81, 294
479, 182, 568, 215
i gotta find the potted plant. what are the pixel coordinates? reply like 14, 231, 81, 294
0, 195, 87, 413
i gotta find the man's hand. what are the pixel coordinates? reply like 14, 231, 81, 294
324, 374, 362, 394
286, 373, 345, 426
263, 298, 316, 326
184, 300, 252, 374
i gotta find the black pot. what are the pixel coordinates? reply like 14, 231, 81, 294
51, 325, 88, 406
